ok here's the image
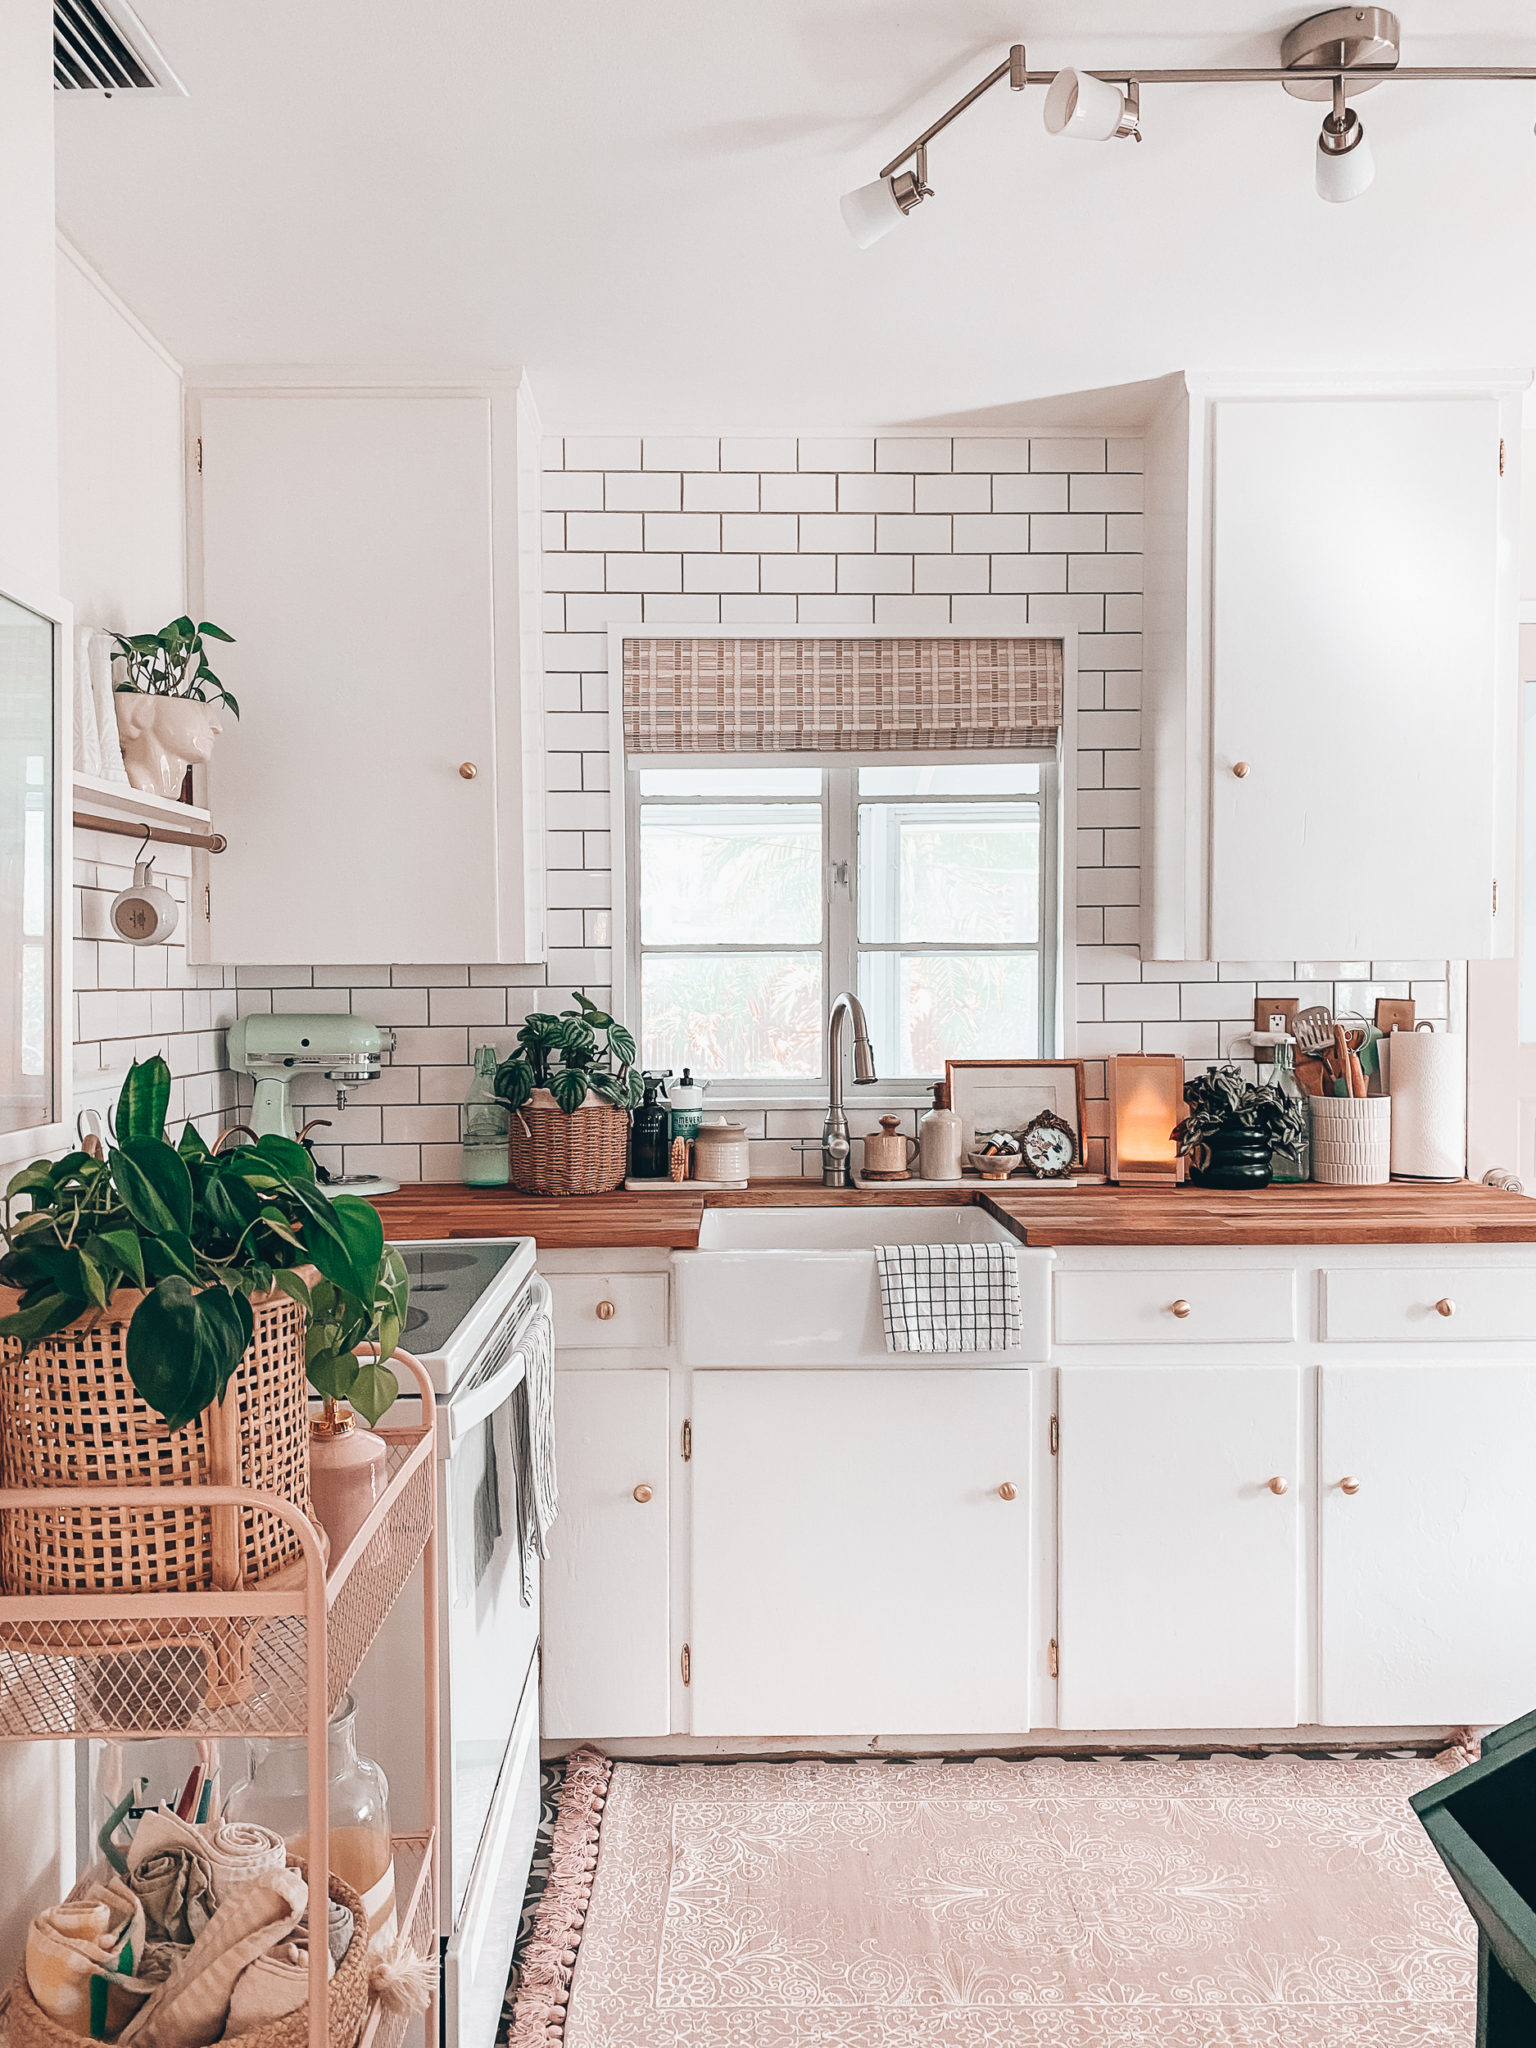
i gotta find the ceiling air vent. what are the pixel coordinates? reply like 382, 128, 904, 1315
54, 0, 185, 95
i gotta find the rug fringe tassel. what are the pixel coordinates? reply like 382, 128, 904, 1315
1434, 1726, 1482, 1772
506, 1746, 613, 2047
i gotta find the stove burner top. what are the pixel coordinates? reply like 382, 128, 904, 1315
391, 1240, 527, 1359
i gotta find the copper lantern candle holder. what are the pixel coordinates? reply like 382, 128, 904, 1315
1108, 1053, 1186, 1185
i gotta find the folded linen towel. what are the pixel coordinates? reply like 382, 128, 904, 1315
88, 629, 130, 785
119, 1868, 308, 2048
222, 1939, 332, 2038
73, 628, 103, 776
129, 1811, 286, 1922
874, 1241, 1021, 1353
26, 1877, 148, 2039
507, 1308, 557, 1606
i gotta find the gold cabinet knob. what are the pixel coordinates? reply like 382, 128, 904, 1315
459, 761, 478, 780
997, 1482, 1018, 1501
632, 1484, 654, 1504
1338, 1476, 1361, 1494
1434, 1297, 1456, 1318
1232, 761, 1251, 779
1266, 1476, 1288, 1495
1169, 1299, 1191, 1319
595, 1299, 617, 1320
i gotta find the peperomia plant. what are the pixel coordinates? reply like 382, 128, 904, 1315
493, 991, 642, 1116
1172, 1063, 1309, 1162
0, 1059, 406, 1428
114, 617, 240, 719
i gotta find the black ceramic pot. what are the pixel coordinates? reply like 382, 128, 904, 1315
1191, 1128, 1273, 1190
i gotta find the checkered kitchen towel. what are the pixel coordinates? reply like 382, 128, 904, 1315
874, 1242, 1021, 1353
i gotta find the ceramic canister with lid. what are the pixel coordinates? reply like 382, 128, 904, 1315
691, 1116, 750, 1182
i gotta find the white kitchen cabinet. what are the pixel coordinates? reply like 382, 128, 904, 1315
689, 1369, 1032, 1737
1318, 1362, 1536, 1725
1143, 372, 1524, 960
188, 379, 545, 965
541, 1369, 672, 1740
1057, 1365, 1302, 1729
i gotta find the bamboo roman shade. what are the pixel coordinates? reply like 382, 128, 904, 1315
621, 636, 1063, 754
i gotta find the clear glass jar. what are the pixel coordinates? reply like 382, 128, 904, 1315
461, 1044, 510, 1187
1257, 1032, 1311, 1183
225, 1691, 396, 1944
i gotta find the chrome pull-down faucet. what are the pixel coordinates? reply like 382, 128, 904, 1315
820, 990, 879, 1187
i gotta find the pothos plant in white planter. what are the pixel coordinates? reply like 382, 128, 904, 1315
113, 616, 238, 800
492, 994, 642, 1196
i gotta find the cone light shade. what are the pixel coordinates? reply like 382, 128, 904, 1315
840, 176, 905, 247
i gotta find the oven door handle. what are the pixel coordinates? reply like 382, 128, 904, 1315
443, 1275, 552, 1449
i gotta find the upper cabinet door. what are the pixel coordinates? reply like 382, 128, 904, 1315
1210, 396, 1502, 961
191, 384, 545, 966
1144, 374, 1524, 960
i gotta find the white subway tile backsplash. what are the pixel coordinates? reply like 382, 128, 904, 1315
914, 555, 989, 594
722, 594, 799, 624
837, 473, 913, 513
722, 512, 799, 553
953, 513, 1031, 553
1030, 437, 1106, 472
799, 436, 874, 472
544, 471, 605, 510
684, 471, 759, 511
874, 595, 953, 629
875, 514, 950, 553
645, 511, 720, 552
952, 437, 1032, 473
761, 472, 837, 513
837, 554, 914, 595
760, 553, 837, 593
642, 593, 722, 625
564, 436, 641, 470
875, 437, 951, 472
916, 475, 991, 513
993, 474, 1070, 513
606, 552, 683, 592
606, 471, 682, 511
723, 436, 796, 471
684, 553, 760, 592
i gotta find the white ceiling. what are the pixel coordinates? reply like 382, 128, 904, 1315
53, 2, 1536, 429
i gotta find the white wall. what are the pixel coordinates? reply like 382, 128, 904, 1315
0, 0, 78, 1978
57, 240, 185, 633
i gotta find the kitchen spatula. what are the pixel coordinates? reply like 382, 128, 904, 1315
1293, 1004, 1336, 1060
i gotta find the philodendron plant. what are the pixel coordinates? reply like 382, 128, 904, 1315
493, 991, 642, 1116
114, 616, 240, 718
0, 1058, 406, 1429
1172, 1063, 1309, 1163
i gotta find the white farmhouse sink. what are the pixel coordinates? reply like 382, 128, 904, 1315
675, 1206, 1052, 1366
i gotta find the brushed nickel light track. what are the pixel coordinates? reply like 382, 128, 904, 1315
840, 9, 1536, 243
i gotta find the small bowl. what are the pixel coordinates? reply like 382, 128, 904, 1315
966, 1150, 1022, 1181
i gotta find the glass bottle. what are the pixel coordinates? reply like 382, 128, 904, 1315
1255, 1031, 1311, 1183
225, 1692, 396, 1946
461, 1044, 510, 1187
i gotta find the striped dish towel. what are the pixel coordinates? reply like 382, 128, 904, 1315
874, 1242, 1021, 1353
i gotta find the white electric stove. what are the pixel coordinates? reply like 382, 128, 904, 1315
354, 1236, 549, 2048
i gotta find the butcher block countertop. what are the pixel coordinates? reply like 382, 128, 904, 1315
368, 1178, 1536, 1248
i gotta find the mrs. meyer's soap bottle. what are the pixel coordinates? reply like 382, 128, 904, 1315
669, 1068, 706, 1147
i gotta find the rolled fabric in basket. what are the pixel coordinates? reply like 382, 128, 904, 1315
129, 1811, 286, 1931
223, 1940, 332, 2038
26, 1878, 147, 2038
119, 1868, 308, 2048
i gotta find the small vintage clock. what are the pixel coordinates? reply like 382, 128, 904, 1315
1019, 1108, 1076, 1179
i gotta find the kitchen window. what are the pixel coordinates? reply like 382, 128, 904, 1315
626, 760, 1057, 1091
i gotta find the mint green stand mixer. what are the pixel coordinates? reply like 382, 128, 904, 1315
226, 1013, 400, 1197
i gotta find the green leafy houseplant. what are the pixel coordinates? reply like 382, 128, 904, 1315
0, 1058, 406, 1429
114, 616, 240, 719
1173, 1064, 1310, 1164
493, 991, 642, 1116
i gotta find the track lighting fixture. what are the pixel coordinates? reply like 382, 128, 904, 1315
840, 8, 1536, 245
839, 148, 931, 249
1315, 75, 1375, 201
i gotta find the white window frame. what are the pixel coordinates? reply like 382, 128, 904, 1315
605, 627, 1077, 1105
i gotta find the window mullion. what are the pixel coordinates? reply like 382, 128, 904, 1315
826, 765, 855, 1024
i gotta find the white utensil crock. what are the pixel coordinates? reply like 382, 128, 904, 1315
1310, 1096, 1391, 1185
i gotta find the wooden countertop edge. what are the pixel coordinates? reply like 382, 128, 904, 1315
368, 1179, 1536, 1249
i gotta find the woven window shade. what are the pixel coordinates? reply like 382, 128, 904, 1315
622, 637, 1062, 754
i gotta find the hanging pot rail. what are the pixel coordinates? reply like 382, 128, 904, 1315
73, 808, 227, 853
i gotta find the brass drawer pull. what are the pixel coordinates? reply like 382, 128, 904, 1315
997, 1482, 1018, 1501
595, 1299, 617, 1320
632, 1484, 654, 1504
1338, 1476, 1361, 1494
1266, 1476, 1288, 1496
1434, 1297, 1456, 1318
1169, 1299, 1192, 1319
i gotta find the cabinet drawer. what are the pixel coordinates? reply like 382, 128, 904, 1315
1054, 1267, 1296, 1346
548, 1272, 670, 1350
1322, 1266, 1536, 1343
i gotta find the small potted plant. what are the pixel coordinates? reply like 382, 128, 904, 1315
494, 993, 642, 1196
1173, 1063, 1310, 1190
0, 1057, 405, 1708
113, 615, 238, 799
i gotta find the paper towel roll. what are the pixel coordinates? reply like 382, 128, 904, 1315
1387, 1028, 1465, 1180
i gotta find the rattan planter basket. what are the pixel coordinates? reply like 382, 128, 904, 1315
0, 1275, 318, 1714
508, 1090, 630, 1197
5, 1865, 369, 2048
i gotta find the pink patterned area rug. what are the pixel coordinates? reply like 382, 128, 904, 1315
512, 1751, 1475, 2048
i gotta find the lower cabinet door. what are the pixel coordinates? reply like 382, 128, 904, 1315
541, 1369, 672, 1739
1057, 1366, 1303, 1729
690, 1369, 1032, 1738
1319, 1362, 1536, 1725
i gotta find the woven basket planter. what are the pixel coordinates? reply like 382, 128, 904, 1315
0, 1277, 318, 1716
508, 1091, 630, 1197
6, 1866, 369, 2048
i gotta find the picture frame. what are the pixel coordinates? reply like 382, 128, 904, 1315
944, 1058, 1088, 1172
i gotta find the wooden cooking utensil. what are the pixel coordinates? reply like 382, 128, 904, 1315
1333, 1023, 1367, 1099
